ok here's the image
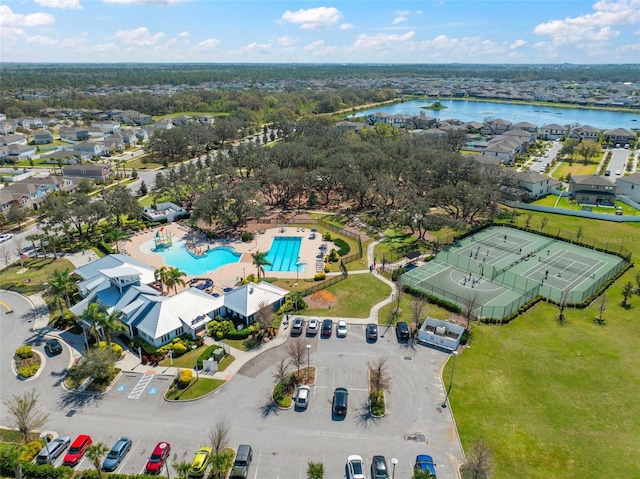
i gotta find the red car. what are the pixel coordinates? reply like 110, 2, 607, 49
62, 434, 92, 466
146, 442, 171, 474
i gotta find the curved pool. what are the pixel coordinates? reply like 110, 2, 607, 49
140, 238, 241, 276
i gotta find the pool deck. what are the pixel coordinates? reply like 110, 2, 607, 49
125, 222, 327, 293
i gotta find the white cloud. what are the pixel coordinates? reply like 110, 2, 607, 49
178, 31, 189, 37
353, 31, 415, 50
534, 0, 640, 45
303, 40, 337, 57
277, 36, 295, 46
279, 7, 342, 30
114, 27, 164, 46
35, 0, 83, 9
193, 38, 221, 51
27, 35, 60, 45
392, 16, 407, 25
235, 42, 273, 55
510, 39, 526, 49
339, 23, 354, 30
0, 5, 55, 27
0, 27, 27, 39
103, 0, 186, 5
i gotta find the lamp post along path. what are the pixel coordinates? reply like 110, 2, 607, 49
192, 344, 199, 381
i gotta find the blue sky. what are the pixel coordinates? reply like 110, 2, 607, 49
1, 0, 639, 63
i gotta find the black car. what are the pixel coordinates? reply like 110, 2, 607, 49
321, 319, 333, 337
396, 321, 410, 341
366, 323, 378, 341
332, 387, 348, 416
45, 339, 63, 355
371, 455, 389, 479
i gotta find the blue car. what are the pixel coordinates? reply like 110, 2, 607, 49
414, 455, 436, 477
102, 437, 132, 471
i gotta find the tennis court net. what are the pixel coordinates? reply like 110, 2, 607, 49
539, 256, 593, 275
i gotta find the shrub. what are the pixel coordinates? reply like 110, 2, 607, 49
15, 345, 33, 359
273, 382, 292, 408
172, 342, 187, 356
333, 238, 351, 256
314, 273, 326, 281
177, 369, 192, 389
328, 250, 339, 262
98, 341, 123, 356
18, 363, 40, 378
322, 232, 333, 241
391, 267, 406, 281
370, 393, 385, 416
19, 441, 43, 462
18, 462, 74, 479
241, 232, 254, 242
197, 345, 221, 368
226, 328, 251, 340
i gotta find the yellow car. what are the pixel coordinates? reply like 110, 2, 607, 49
188, 447, 212, 477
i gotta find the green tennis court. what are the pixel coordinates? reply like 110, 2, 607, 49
402, 226, 628, 319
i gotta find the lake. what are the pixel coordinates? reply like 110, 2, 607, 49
353, 99, 640, 131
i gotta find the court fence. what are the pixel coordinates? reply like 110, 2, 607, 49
434, 221, 632, 261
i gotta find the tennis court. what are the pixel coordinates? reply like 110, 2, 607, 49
402, 226, 628, 319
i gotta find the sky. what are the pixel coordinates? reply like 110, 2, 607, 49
1, 0, 639, 64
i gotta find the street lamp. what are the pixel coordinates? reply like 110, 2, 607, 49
391, 458, 398, 479
39, 432, 51, 464
192, 344, 199, 381
306, 344, 311, 383
441, 350, 459, 408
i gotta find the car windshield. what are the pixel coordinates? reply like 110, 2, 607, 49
107, 450, 119, 459
352, 461, 363, 474
69, 447, 80, 454
149, 452, 163, 463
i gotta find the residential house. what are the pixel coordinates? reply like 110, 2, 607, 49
0, 174, 72, 212
615, 172, 640, 203
196, 114, 215, 126
42, 150, 89, 164
336, 121, 366, 132
539, 124, 568, 141
74, 141, 104, 157
569, 175, 617, 206
104, 134, 125, 153
16, 117, 42, 130
568, 124, 601, 142
121, 130, 138, 147
149, 119, 173, 130
0, 133, 28, 146
63, 163, 111, 182
485, 118, 512, 135
502, 129, 536, 144
603, 128, 635, 146
33, 129, 54, 145
512, 121, 538, 134
90, 121, 121, 134
1, 144, 37, 163
481, 136, 525, 164
514, 170, 554, 199
59, 127, 90, 141
171, 115, 193, 126
0, 122, 15, 135
462, 121, 484, 132
132, 114, 153, 125
87, 127, 107, 140
221, 282, 289, 326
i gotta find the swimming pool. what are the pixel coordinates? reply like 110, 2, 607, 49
264, 236, 306, 272
140, 238, 241, 276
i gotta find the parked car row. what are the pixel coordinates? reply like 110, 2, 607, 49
291, 318, 410, 343
346, 454, 437, 479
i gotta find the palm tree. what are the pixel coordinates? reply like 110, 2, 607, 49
86, 442, 109, 479
48, 268, 76, 318
82, 302, 107, 344
251, 250, 271, 280
165, 267, 187, 294
110, 228, 127, 253
26, 234, 39, 258
154, 266, 170, 295
100, 310, 128, 351
173, 460, 191, 479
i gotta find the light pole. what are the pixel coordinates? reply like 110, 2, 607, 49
39, 432, 51, 464
391, 457, 398, 479
295, 257, 301, 312
441, 350, 459, 408
192, 344, 199, 381
306, 344, 311, 383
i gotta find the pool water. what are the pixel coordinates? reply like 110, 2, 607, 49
264, 236, 306, 272
140, 238, 241, 276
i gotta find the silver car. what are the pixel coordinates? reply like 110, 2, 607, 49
36, 435, 71, 464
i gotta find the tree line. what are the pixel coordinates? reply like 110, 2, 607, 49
152, 118, 521, 235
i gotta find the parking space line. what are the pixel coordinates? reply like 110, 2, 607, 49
128, 373, 154, 399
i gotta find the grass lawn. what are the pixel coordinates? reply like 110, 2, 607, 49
159, 346, 203, 368
221, 338, 250, 352
451, 210, 640, 478
377, 292, 451, 326
552, 160, 599, 179
0, 257, 75, 295
167, 377, 226, 401
218, 354, 235, 372
127, 156, 164, 170
532, 196, 639, 216
303, 273, 391, 318
152, 111, 227, 121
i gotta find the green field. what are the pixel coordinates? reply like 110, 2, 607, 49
0, 257, 75, 295
552, 160, 599, 179
532, 195, 640, 216
450, 211, 640, 478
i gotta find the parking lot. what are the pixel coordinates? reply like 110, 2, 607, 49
2, 301, 463, 479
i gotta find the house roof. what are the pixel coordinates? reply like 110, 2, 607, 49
223, 282, 288, 318
540, 123, 567, 130
616, 172, 640, 186
571, 175, 616, 187
604, 127, 634, 136
515, 170, 547, 184
73, 253, 156, 284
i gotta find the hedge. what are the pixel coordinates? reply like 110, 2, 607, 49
15, 346, 33, 359
333, 238, 351, 256
18, 363, 40, 378
197, 345, 224, 368
18, 442, 42, 462
226, 329, 251, 340
13, 462, 74, 479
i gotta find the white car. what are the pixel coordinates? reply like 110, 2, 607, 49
307, 318, 319, 336
347, 455, 366, 479
337, 320, 348, 338
616, 170, 622, 175
295, 385, 311, 409
0, 233, 13, 243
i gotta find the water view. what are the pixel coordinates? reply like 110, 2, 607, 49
354, 99, 640, 130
